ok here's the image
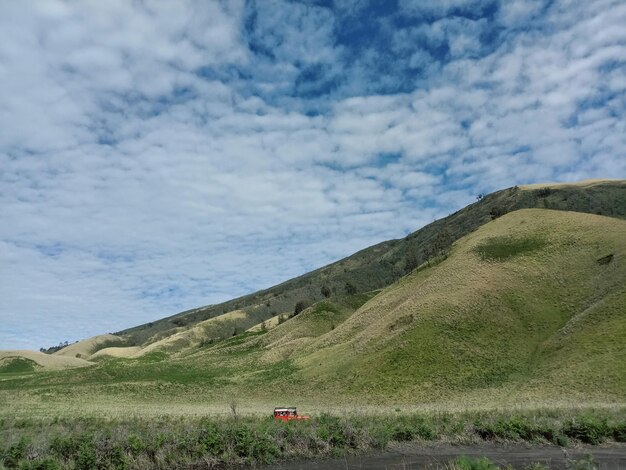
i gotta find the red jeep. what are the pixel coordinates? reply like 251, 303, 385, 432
273, 407, 310, 421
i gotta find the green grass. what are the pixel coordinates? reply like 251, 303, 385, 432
475, 235, 545, 261
0, 358, 37, 374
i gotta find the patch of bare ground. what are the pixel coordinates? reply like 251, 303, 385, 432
264, 443, 626, 470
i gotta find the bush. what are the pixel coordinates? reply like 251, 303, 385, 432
321, 286, 331, 298
563, 416, 611, 444
3, 438, 28, 468
316, 414, 347, 448
75, 440, 97, 470
536, 187, 552, 198
613, 422, 626, 442
293, 301, 308, 316
19, 458, 61, 470
475, 236, 545, 261
344, 282, 357, 295
489, 205, 506, 220
473, 417, 565, 445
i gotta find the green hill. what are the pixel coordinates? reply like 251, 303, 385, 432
286, 209, 626, 404
112, 179, 625, 352
3, 204, 625, 414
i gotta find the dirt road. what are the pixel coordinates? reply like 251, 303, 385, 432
264, 443, 626, 469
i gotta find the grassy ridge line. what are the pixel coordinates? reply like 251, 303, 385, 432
1, 409, 625, 469
113, 181, 626, 349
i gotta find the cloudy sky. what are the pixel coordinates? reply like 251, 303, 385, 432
1, 0, 625, 349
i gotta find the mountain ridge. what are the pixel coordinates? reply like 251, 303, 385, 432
113, 179, 626, 349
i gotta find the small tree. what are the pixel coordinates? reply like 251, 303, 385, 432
321, 285, 331, 298
424, 230, 453, 265
405, 249, 419, 274
490, 205, 506, 220
294, 301, 308, 316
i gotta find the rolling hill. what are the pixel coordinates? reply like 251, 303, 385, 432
1, 203, 624, 412
1, 179, 625, 413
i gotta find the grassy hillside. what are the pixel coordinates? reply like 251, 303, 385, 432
110, 179, 625, 353
2, 207, 625, 415
287, 209, 626, 404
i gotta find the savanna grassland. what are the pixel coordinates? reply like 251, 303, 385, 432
2, 181, 626, 468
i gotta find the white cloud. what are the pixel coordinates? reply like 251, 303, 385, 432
0, 0, 624, 349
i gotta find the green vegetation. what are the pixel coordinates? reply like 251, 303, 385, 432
0, 358, 37, 374
454, 456, 502, 470
1, 409, 624, 469
475, 235, 545, 261
1, 208, 626, 411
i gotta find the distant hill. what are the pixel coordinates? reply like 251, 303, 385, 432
113, 179, 625, 351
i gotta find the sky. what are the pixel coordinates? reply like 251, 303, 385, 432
1, 0, 625, 350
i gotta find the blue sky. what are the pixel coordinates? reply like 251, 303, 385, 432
1, 0, 625, 349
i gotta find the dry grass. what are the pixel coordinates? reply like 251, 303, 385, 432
53, 334, 123, 358
136, 309, 248, 356
0, 350, 92, 370
89, 347, 142, 360
245, 314, 282, 333
519, 178, 625, 190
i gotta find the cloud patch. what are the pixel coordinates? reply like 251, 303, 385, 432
0, 0, 624, 349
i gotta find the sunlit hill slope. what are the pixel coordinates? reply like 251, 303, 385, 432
1, 201, 624, 409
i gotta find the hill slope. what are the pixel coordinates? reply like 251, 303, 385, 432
276, 209, 626, 403
110, 180, 625, 354
5, 207, 624, 413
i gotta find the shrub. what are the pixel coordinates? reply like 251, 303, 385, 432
613, 422, 626, 442
316, 414, 347, 448
344, 282, 357, 295
126, 434, 145, 456
3, 438, 28, 468
75, 439, 97, 470
200, 423, 226, 456
536, 187, 552, 198
572, 454, 597, 470
473, 417, 564, 444
19, 458, 61, 470
321, 286, 331, 298
50, 435, 79, 459
489, 205, 507, 220
525, 464, 550, 470
293, 301, 308, 316
563, 416, 610, 444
